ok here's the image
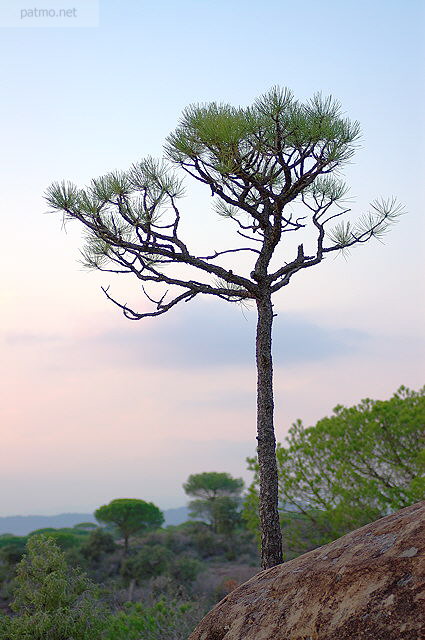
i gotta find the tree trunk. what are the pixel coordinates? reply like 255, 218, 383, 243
128, 578, 136, 601
256, 295, 283, 569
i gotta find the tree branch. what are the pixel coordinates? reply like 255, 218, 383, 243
101, 284, 197, 320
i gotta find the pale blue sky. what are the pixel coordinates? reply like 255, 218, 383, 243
1, 0, 424, 515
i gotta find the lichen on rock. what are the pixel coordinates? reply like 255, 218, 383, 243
189, 501, 425, 640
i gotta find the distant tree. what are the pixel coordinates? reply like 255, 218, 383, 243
184, 471, 244, 500
95, 498, 164, 555
0, 540, 26, 566
1, 535, 107, 640
210, 496, 242, 534
184, 472, 243, 532
46, 87, 403, 568
27, 529, 82, 550
247, 386, 425, 553
241, 485, 261, 545
0, 534, 27, 550
73, 522, 98, 531
81, 528, 116, 562
27, 528, 56, 535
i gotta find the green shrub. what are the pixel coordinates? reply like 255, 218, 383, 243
81, 528, 116, 562
169, 555, 203, 586
163, 530, 193, 554
104, 599, 202, 640
121, 545, 173, 582
0, 535, 108, 640
192, 529, 222, 558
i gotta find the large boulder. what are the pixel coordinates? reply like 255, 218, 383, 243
189, 501, 425, 640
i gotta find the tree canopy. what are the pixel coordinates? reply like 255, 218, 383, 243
184, 472, 244, 500
46, 86, 403, 568
184, 472, 243, 532
95, 498, 164, 554
247, 386, 425, 554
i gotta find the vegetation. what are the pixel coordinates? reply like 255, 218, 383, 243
184, 472, 243, 532
80, 528, 116, 563
0, 387, 421, 635
246, 386, 425, 556
45, 86, 403, 568
0, 534, 212, 640
0, 535, 108, 640
103, 600, 203, 640
95, 499, 164, 555
0, 495, 258, 638
0, 537, 27, 568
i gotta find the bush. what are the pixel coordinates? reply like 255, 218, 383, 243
169, 555, 203, 586
104, 599, 203, 640
81, 528, 116, 562
141, 529, 193, 555
192, 529, 222, 558
121, 545, 173, 583
163, 530, 193, 554
0, 535, 108, 640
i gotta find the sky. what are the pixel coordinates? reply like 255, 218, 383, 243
0, 0, 424, 516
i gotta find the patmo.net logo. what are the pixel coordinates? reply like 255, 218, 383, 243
20, 7, 78, 19
0, 0, 99, 27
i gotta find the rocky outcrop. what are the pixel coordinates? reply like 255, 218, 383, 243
189, 501, 425, 640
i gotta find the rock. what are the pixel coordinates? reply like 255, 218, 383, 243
189, 501, 425, 640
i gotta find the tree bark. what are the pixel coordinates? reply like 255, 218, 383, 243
256, 295, 283, 569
